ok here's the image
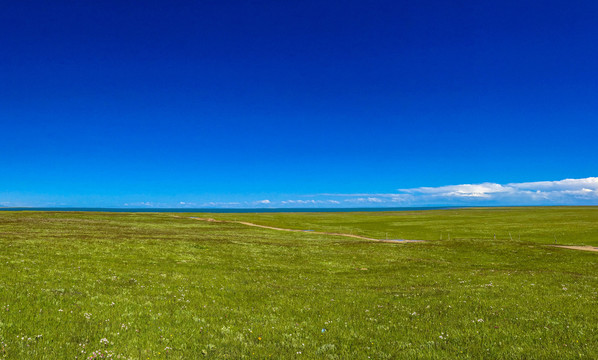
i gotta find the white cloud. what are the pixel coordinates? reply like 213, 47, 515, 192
312, 177, 598, 205
509, 177, 598, 192
348, 197, 385, 203
281, 199, 341, 205
397, 177, 598, 203
124, 201, 155, 207
116, 177, 598, 209
400, 183, 509, 198
203, 201, 242, 207
282, 200, 311, 204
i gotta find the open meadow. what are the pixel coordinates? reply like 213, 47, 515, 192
0, 207, 597, 359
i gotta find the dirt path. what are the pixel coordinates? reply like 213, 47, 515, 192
171, 215, 598, 251
550, 245, 598, 253
185, 217, 423, 244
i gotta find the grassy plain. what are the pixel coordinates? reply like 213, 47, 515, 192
205, 207, 598, 246
0, 207, 597, 359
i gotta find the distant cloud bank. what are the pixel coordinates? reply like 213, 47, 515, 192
414, 177, 597, 202
4, 177, 596, 208
176, 177, 598, 208
314, 177, 598, 206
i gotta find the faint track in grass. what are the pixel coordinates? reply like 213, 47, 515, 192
175, 216, 424, 244
549, 245, 598, 253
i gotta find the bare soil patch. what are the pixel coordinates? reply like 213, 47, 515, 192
550, 245, 598, 253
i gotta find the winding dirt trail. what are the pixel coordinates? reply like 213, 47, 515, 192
184, 216, 423, 244
170, 215, 598, 252
549, 245, 598, 253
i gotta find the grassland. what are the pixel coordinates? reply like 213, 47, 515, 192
0, 207, 597, 359
202, 207, 598, 246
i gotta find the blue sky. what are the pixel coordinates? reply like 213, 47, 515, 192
1, 1, 597, 208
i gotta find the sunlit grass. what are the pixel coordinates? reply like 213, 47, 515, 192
0, 208, 597, 359
202, 206, 598, 246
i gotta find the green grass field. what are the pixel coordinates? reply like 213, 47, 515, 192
0, 207, 597, 359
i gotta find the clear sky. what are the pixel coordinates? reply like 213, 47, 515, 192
1, 1, 597, 208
